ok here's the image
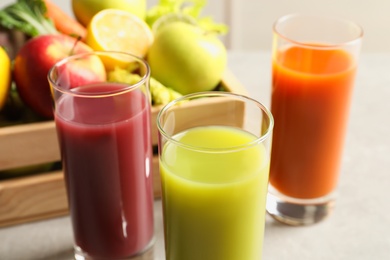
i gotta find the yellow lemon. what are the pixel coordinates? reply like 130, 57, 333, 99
0, 47, 11, 110
86, 9, 153, 69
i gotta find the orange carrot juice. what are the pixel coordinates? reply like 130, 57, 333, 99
270, 46, 357, 199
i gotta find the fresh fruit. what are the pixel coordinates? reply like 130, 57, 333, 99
0, 46, 11, 110
13, 34, 105, 118
72, 0, 146, 27
86, 9, 153, 58
147, 21, 227, 94
85, 9, 153, 70
51, 53, 107, 90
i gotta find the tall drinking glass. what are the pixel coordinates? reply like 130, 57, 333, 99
48, 51, 154, 259
267, 14, 363, 225
157, 92, 273, 260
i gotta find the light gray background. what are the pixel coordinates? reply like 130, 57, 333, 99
0, 0, 387, 52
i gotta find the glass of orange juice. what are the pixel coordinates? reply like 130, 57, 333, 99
157, 92, 273, 260
267, 14, 363, 225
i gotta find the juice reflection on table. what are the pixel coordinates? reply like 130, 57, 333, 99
160, 125, 269, 260
55, 84, 154, 259
270, 46, 357, 199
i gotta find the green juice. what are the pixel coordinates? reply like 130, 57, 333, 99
160, 125, 270, 260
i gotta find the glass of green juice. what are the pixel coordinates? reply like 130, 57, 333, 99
157, 92, 274, 260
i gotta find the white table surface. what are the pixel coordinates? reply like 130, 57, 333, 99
0, 51, 389, 260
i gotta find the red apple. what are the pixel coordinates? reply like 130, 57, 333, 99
50, 52, 107, 91
13, 34, 106, 119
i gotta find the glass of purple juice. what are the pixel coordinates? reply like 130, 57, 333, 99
48, 51, 155, 259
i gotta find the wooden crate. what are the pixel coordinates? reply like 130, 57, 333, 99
0, 70, 247, 227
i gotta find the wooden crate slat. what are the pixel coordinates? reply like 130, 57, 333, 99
0, 171, 67, 227
0, 121, 60, 170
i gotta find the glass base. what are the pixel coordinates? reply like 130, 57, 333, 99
74, 235, 155, 260
266, 187, 336, 226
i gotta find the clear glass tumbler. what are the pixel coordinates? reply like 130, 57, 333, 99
48, 51, 155, 259
267, 14, 363, 225
157, 92, 273, 260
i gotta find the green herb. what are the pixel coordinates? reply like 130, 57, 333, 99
0, 0, 58, 37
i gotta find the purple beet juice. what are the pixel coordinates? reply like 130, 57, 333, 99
55, 83, 154, 259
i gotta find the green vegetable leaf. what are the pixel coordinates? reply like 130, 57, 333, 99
0, 0, 58, 37
198, 16, 228, 35
146, 0, 228, 35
